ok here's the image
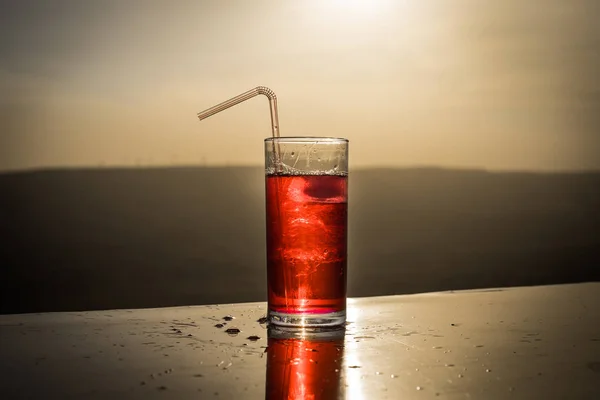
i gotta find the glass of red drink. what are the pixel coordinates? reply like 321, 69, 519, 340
265, 137, 349, 327
265, 326, 345, 399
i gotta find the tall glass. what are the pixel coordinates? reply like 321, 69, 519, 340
265, 137, 349, 327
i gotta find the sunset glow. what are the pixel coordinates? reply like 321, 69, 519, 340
0, 0, 598, 172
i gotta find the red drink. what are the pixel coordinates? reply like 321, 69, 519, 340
266, 174, 348, 325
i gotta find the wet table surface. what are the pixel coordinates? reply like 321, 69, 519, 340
1, 283, 600, 399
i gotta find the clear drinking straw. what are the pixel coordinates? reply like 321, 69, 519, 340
197, 86, 287, 305
197, 86, 280, 138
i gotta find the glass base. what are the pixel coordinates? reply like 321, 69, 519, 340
268, 310, 346, 327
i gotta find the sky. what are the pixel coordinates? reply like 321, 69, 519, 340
1, 0, 599, 172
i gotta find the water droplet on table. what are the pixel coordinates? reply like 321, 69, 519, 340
225, 328, 240, 336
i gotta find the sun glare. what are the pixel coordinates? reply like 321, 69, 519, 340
322, 0, 392, 17
334, 0, 374, 9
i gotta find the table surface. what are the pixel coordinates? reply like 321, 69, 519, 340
1, 283, 599, 399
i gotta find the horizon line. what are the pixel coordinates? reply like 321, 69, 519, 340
2, 164, 600, 176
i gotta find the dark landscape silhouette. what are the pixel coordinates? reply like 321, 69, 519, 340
1, 166, 599, 314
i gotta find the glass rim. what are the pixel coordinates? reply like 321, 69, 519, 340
265, 136, 348, 143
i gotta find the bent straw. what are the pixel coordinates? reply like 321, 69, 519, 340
197, 86, 280, 138
196, 86, 286, 306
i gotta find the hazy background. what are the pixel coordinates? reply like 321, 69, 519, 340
1, 1, 600, 314
1, 0, 599, 171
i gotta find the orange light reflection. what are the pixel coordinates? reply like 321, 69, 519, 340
266, 327, 345, 399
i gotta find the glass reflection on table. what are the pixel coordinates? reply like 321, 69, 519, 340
265, 326, 346, 399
